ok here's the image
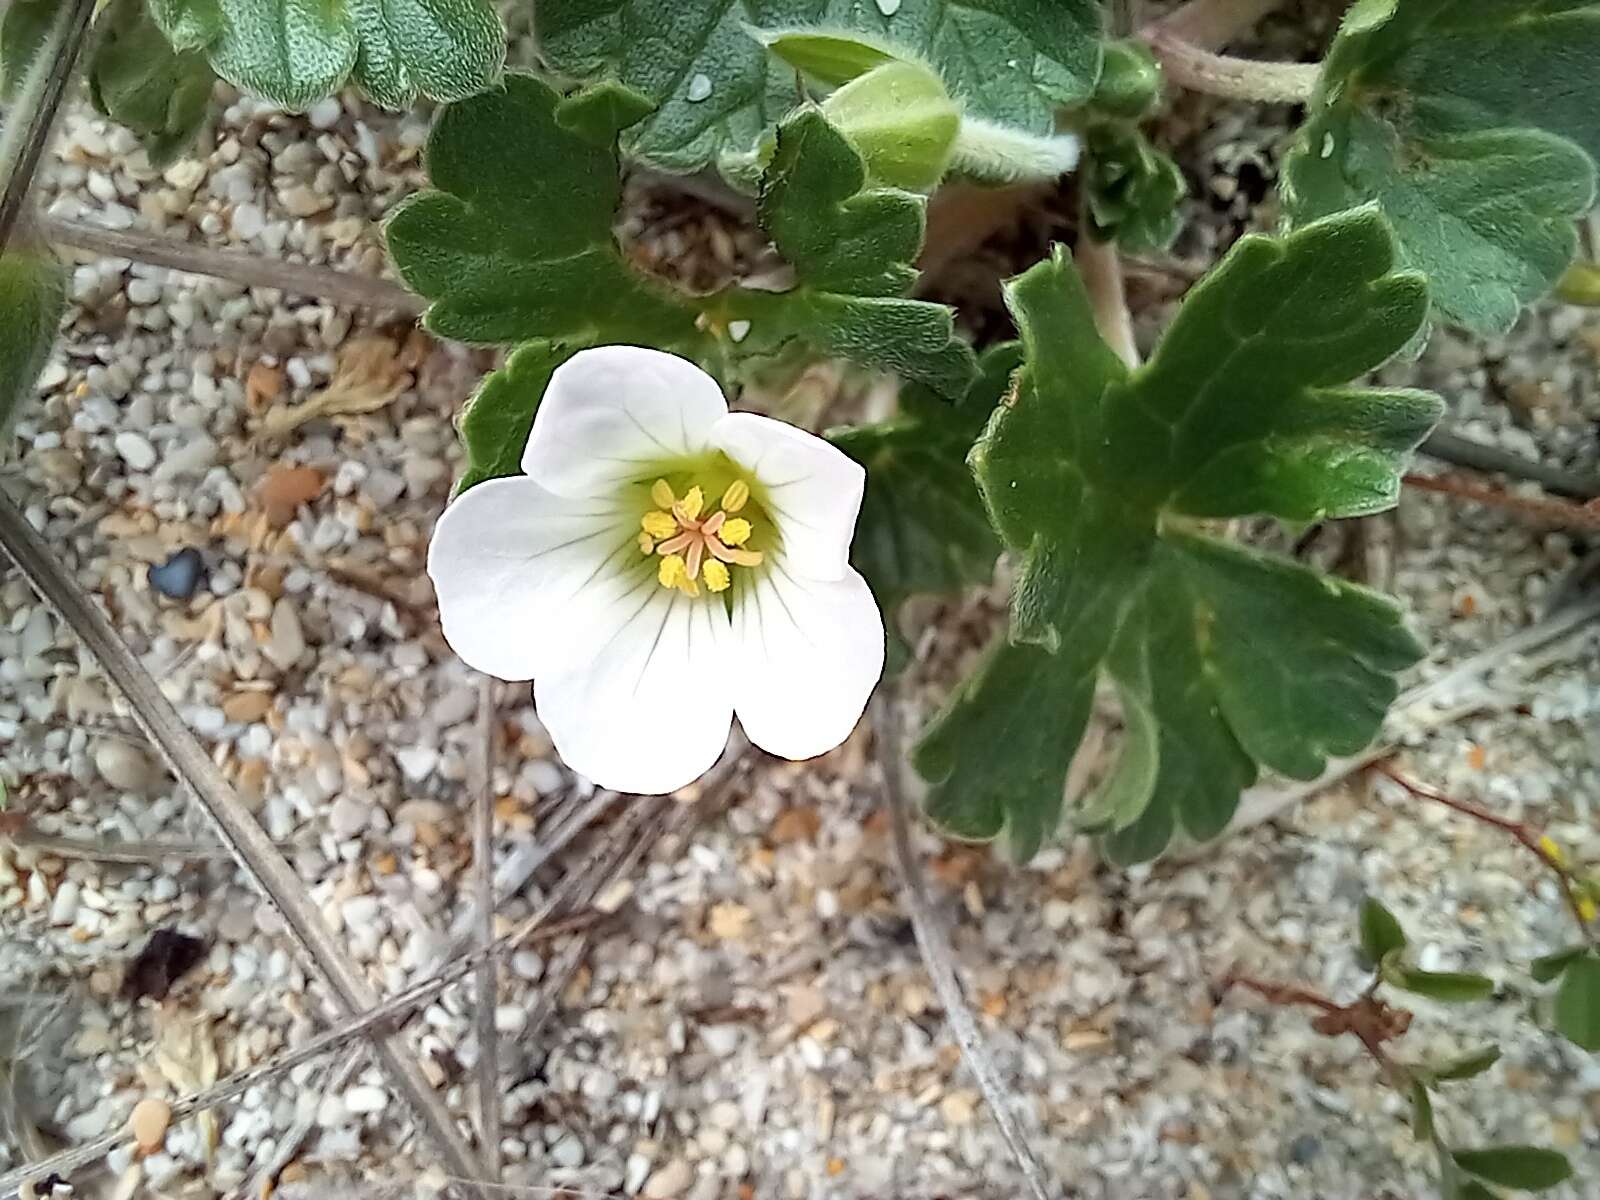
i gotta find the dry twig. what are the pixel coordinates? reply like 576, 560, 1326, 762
473, 678, 502, 1177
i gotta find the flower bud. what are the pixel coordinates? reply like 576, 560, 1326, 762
1093, 40, 1163, 120
820, 60, 960, 192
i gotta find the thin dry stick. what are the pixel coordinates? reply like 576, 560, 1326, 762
243, 1044, 366, 1200
1076, 234, 1139, 369
874, 691, 1054, 1200
473, 678, 502, 1178
39, 216, 426, 314
1421, 427, 1600, 502
1144, 31, 1320, 103
1403, 471, 1600, 532
0, 493, 488, 1199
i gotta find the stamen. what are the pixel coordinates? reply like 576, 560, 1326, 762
659, 554, 698, 596
656, 531, 694, 556
638, 532, 655, 554
722, 480, 749, 512
720, 517, 752, 547
725, 548, 763, 567
702, 560, 731, 592
684, 538, 705, 581
650, 479, 676, 508
641, 510, 677, 540
701, 510, 725, 537
677, 486, 705, 521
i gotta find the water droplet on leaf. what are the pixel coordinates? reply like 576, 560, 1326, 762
876, 0, 902, 14
687, 74, 713, 102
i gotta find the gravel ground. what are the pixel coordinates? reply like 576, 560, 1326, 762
3, 15, 1600, 1199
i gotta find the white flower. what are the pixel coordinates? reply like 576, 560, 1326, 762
428, 345, 886, 794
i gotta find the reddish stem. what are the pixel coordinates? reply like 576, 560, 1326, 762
1403, 472, 1600, 532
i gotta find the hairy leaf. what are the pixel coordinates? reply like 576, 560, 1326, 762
535, 0, 1103, 173
1554, 951, 1600, 1050
914, 207, 1439, 861
0, 0, 54, 102
387, 82, 975, 401
453, 341, 576, 495
1359, 896, 1408, 969
0, 247, 68, 446
90, 0, 216, 166
1283, 0, 1600, 332
151, 0, 503, 109
1452, 1146, 1574, 1192
1081, 123, 1184, 252
828, 343, 1015, 668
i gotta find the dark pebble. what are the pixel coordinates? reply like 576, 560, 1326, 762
148, 547, 206, 599
1287, 1134, 1321, 1164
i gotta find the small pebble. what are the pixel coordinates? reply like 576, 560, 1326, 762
643, 1158, 693, 1198
147, 548, 206, 600
550, 1134, 585, 1169
129, 1097, 171, 1153
113, 431, 157, 471
343, 1085, 388, 1115
94, 741, 158, 792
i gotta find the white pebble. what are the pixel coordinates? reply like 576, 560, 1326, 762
396, 745, 440, 782
550, 1134, 585, 1168
643, 1159, 693, 1198
343, 1085, 388, 1115
50, 879, 81, 925
94, 740, 158, 792
308, 98, 342, 129
113, 431, 157, 471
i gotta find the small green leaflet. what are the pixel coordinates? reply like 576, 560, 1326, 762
535, 0, 1103, 173
1531, 945, 1586, 985
1359, 896, 1408, 969
914, 206, 1441, 862
1451, 1147, 1574, 1192
827, 343, 1015, 668
89, 0, 216, 167
1409, 1080, 1434, 1141
1081, 123, 1185, 253
386, 78, 975, 412
1283, 0, 1600, 333
1425, 1045, 1500, 1083
0, 247, 68, 446
1554, 950, 1600, 1050
1380, 954, 1495, 1003
149, 0, 504, 110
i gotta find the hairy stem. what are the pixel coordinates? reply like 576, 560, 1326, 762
1145, 0, 1290, 49
1144, 32, 1320, 103
40, 215, 426, 313
1076, 234, 1140, 369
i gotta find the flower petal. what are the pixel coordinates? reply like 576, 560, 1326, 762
427, 476, 634, 681
729, 558, 884, 761
536, 588, 735, 794
709, 412, 865, 580
522, 346, 729, 498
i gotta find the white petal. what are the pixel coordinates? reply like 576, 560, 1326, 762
522, 346, 729, 498
536, 588, 735, 794
710, 412, 865, 580
427, 475, 634, 681
729, 558, 884, 761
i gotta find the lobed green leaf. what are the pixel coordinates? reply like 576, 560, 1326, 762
452, 341, 576, 495
914, 208, 1439, 861
89, 0, 216, 167
1283, 0, 1600, 333
535, 0, 1103, 174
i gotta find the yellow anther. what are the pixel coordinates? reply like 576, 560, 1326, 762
702, 559, 731, 593
721, 480, 750, 513
1582, 897, 1599, 924
679, 486, 705, 520
1540, 835, 1567, 868
720, 517, 753, 547
658, 554, 690, 591
641, 510, 678, 540
650, 479, 676, 508
638, 532, 655, 554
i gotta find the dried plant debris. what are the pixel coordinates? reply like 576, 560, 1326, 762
121, 929, 207, 1002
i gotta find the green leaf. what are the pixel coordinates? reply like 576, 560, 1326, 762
1358, 896, 1408, 969
0, 0, 54, 102
1381, 959, 1495, 1003
1452, 1147, 1574, 1192
827, 343, 1014, 669
535, 0, 1104, 174
1454, 1184, 1502, 1200
386, 82, 972, 396
1531, 945, 1587, 985
1427, 1045, 1501, 1082
1554, 951, 1600, 1050
1283, 0, 1600, 333
554, 79, 656, 147
385, 74, 701, 349
89, 0, 216, 167
1410, 1079, 1434, 1141
152, 0, 503, 109
1082, 123, 1185, 253
0, 246, 68, 445
914, 207, 1438, 861
453, 341, 576, 495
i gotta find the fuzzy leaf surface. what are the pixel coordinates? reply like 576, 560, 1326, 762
90, 0, 216, 166
535, 0, 1102, 172
0, 248, 67, 446
914, 207, 1439, 861
1283, 0, 1600, 332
